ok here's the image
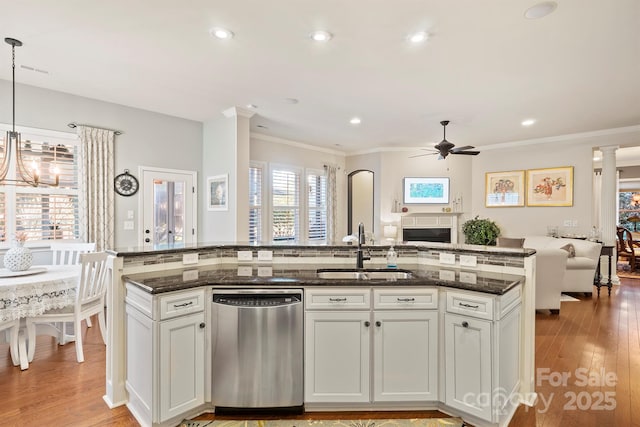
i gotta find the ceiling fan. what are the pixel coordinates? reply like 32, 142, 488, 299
411, 120, 480, 160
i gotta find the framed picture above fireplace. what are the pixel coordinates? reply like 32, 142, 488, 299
403, 177, 450, 204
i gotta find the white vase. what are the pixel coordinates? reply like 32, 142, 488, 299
4, 242, 33, 271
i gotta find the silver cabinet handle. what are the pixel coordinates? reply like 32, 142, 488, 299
459, 302, 479, 309
173, 301, 194, 308
397, 297, 415, 302
329, 297, 347, 302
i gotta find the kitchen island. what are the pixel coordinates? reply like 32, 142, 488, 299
104, 242, 537, 427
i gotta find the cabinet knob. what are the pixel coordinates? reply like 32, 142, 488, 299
462, 321, 469, 328
199, 322, 206, 329
145, 238, 150, 243
376, 321, 382, 327
364, 321, 370, 327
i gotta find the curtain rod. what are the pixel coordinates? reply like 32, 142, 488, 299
67, 122, 123, 135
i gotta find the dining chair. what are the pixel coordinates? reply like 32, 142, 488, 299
50, 242, 97, 339
616, 226, 640, 271
50, 242, 96, 265
26, 252, 109, 363
0, 319, 20, 366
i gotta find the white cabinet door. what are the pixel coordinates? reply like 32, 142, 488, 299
444, 312, 492, 421
373, 310, 438, 402
304, 311, 370, 403
159, 312, 205, 422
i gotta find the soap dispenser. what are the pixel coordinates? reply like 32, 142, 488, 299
386, 245, 398, 268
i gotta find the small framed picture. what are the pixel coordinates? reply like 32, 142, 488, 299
207, 174, 228, 211
526, 166, 574, 207
485, 170, 526, 207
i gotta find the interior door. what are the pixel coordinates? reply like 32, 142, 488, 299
140, 167, 197, 250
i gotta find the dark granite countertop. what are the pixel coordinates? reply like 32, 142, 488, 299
123, 263, 524, 296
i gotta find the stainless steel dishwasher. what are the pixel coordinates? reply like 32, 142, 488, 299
211, 288, 303, 410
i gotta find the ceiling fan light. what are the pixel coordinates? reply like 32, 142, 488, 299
210, 27, 234, 40
310, 30, 332, 42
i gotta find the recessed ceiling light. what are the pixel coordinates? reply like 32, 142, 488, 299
521, 119, 536, 126
310, 30, 332, 42
350, 117, 361, 125
210, 27, 234, 40
407, 31, 429, 44
524, 2, 558, 19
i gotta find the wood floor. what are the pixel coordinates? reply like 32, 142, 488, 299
1, 279, 639, 427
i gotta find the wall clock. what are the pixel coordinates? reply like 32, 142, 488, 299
114, 169, 139, 196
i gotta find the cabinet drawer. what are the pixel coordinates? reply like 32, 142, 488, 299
373, 288, 438, 309
446, 290, 494, 320
159, 288, 205, 320
305, 288, 370, 310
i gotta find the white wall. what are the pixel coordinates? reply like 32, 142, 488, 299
0, 80, 202, 249
472, 141, 595, 238
250, 135, 347, 241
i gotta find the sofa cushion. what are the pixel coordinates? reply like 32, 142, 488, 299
497, 237, 525, 248
560, 243, 576, 257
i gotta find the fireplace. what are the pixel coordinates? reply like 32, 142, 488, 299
400, 213, 459, 244
403, 227, 451, 243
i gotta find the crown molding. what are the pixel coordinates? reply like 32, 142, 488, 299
251, 132, 346, 156
222, 107, 256, 119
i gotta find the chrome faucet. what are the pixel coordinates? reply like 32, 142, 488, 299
356, 222, 371, 269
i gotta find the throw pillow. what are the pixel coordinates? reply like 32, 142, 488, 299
560, 243, 576, 257
496, 237, 525, 248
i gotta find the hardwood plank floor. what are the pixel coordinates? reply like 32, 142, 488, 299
2, 279, 639, 427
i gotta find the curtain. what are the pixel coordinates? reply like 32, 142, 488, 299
325, 165, 338, 244
77, 126, 115, 251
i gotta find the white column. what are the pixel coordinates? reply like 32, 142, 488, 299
599, 145, 619, 285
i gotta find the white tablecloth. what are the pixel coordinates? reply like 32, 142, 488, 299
0, 265, 81, 321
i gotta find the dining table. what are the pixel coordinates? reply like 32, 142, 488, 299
0, 264, 81, 370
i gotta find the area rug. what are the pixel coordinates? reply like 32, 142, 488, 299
179, 419, 466, 427
616, 262, 640, 279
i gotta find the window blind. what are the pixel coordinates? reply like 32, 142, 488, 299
1, 134, 80, 244
272, 168, 299, 241
307, 172, 327, 241
249, 165, 263, 243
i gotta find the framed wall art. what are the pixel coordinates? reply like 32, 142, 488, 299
526, 166, 574, 207
485, 170, 525, 207
403, 177, 450, 204
207, 174, 228, 211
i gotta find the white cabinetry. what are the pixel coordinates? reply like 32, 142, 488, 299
305, 287, 438, 405
125, 284, 206, 427
444, 286, 521, 425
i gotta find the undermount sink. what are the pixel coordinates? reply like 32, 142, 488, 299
316, 268, 413, 280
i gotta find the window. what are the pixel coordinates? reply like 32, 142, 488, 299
249, 163, 328, 243
0, 126, 80, 245
307, 170, 327, 241
271, 166, 300, 241
249, 164, 263, 243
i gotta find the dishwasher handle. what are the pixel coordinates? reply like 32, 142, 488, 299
213, 293, 302, 307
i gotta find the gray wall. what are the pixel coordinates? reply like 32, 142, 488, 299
0, 80, 202, 249
472, 140, 595, 238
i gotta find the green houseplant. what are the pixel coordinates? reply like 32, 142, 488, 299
462, 216, 501, 246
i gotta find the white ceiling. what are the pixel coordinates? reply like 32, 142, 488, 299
1, 0, 639, 153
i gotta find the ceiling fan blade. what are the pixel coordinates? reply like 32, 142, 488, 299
450, 145, 475, 153
409, 152, 438, 158
452, 151, 480, 155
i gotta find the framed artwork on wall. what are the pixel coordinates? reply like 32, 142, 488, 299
207, 174, 228, 211
526, 166, 574, 207
485, 170, 525, 207
403, 177, 450, 204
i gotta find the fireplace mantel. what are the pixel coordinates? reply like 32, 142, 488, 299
401, 213, 460, 244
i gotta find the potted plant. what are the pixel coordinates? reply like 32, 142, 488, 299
462, 216, 501, 246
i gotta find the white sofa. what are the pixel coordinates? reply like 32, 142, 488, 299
524, 236, 602, 295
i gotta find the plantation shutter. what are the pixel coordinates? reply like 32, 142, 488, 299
307, 171, 327, 241
272, 168, 299, 241
0, 192, 5, 242
249, 165, 263, 243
